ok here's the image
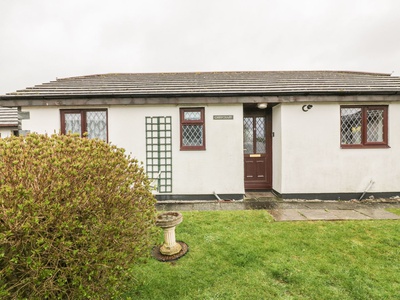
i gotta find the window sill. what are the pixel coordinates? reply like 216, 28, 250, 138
180, 147, 206, 151
341, 144, 390, 149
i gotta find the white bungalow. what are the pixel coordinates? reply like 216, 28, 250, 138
0, 107, 19, 138
1, 71, 400, 200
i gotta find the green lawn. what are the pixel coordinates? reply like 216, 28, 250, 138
388, 208, 400, 216
126, 210, 400, 300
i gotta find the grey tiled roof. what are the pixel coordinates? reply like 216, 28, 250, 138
2, 71, 400, 98
0, 107, 18, 127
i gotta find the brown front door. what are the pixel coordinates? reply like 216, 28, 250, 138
243, 110, 272, 189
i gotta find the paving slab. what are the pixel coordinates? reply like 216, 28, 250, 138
302, 202, 359, 210
156, 200, 400, 222
297, 209, 342, 220
157, 202, 221, 211
355, 208, 400, 220
268, 209, 308, 221
329, 209, 371, 220
268, 208, 400, 221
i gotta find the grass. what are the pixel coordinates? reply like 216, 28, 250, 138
387, 208, 400, 216
126, 210, 400, 300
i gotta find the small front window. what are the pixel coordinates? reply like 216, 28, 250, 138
61, 109, 108, 142
180, 108, 205, 150
340, 106, 388, 148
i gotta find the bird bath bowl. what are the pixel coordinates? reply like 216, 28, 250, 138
152, 211, 188, 262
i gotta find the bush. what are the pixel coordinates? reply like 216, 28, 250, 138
0, 133, 157, 299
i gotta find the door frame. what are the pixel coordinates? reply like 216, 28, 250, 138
243, 105, 273, 190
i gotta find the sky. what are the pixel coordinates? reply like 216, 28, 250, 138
1, 0, 400, 95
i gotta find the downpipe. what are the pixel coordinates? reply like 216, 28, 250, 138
359, 179, 374, 201
213, 191, 222, 201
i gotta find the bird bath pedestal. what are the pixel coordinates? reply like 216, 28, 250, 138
153, 211, 188, 262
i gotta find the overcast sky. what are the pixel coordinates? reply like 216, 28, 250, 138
1, 0, 399, 95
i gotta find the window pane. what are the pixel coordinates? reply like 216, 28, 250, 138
65, 113, 81, 135
184, 111, 201, 121
256, 117, 266, 153
341, 108, 362, 144
87, 111, 107, 141
243, 117, 254, 154
182, 125, 203, 146
367, 109, 384, 142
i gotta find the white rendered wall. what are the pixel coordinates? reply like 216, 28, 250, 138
21, 104, 245, 196
272, 104, 282, 193
0, 128, 13, 138
21, 107, 60, 135
279, 102, 400, 195
172, 105, 244, 195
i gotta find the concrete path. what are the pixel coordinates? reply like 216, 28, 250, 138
268, 207, 400, 221
156, 200, 400, 221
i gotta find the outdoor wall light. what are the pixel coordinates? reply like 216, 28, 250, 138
302, 104, 313, 112
257, 103, 268, 109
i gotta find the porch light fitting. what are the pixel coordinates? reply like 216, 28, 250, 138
302, 104, 313, 112
257, 103, 268, 109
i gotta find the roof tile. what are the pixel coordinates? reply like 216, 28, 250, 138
2, 71, 400, 98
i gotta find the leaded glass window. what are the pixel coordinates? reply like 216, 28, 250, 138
61, 110, 108, 142
64, 113, 82, 136
184, 111, 201, 121
243, 117, 254, 154
182, 125, 203, 146
180, 108, 205, 150
243, 116, 266, 154
255, 117, 266, 153
87, 111, 107, 141
340, 106, 388, 148
367, 109, 384, 142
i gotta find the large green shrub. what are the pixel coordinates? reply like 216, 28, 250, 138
0, 133, 157, 299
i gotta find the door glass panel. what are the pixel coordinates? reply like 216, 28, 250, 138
243, 117, 254, 154
65, 113, 81, 135
87, 111, 107, 141
256, 117, 266, 153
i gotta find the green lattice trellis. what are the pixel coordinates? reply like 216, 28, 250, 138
145, 116, 172, 193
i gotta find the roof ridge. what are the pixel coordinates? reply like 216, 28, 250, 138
56, 70, 391, 81
2, 70, 399, 98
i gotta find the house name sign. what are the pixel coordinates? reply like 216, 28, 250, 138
213, 115, 234, 120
